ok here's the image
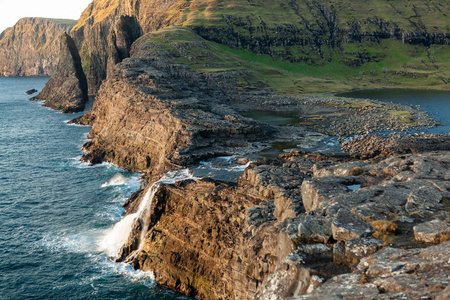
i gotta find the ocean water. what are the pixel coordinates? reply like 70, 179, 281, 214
0, 77, 189, 299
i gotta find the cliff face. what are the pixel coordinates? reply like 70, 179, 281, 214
70, 0, 179, 94
60, 0, 450, 96
119, 150, 450, 300
80, 27, 273, 174
0, 18, 75, 76
31, 33, 88, 113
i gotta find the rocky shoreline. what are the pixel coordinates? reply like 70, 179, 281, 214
22, 3, 448, 298
64, 27, 450, 299
112, 147, 450, 299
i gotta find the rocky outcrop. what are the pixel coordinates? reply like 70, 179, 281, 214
31, 33, 88, 113
70, 0, 179, 94
0, 18, 75, 76
42, 0, 450, 98
342, 133, 450, 159
296, 242, 450, 299
118, 149, 449, 299
79, 27, 273, 174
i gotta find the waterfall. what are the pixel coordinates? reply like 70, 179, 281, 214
98, 169, 198, 258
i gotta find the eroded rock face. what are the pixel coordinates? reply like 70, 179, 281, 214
115, 149, 450, 299
80, 29, 273, 174
31, 32, 88, 113
0, 18, 74, 76
129, 179, 279, 299
70, 0, 178, 94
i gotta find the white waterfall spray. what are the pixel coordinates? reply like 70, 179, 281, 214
98, 169, 198, 258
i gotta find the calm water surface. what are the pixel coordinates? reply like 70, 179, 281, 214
0, 77, 189, 299
339, 89, 450, 133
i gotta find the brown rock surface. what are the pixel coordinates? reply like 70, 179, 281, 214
342, 133, 450, 159
0, 18, 75, 76
79, 29, 273, 174
116, 150, 449, 299
31, 32, 88, 113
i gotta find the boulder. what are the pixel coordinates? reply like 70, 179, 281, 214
333, 237, 383, 267
297, 215, 333, 243
332, 208, 373, 242
301, 177, 351, 212
414, 219, 450, 244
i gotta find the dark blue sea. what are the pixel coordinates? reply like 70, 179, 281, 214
0, 77, 189, 299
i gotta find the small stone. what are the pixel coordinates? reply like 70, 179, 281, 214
346, 237, 383, 259
414, 219, 450, 244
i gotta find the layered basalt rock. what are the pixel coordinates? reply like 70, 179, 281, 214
80, 28, 274, 174
42, 0, 450, 98
119, 150, 449, 299
70, 0, 179, 94
31, 33, 88, 113
0, 18, 75, 77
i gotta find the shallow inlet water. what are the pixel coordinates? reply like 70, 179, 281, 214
0, 77, 191, 299
339, 89, 450, 133
240, 110, 341, 157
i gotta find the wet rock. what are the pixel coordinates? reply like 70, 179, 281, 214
332, 208, 373, 242
26, 89, 38, 95
414, 219, 450, 244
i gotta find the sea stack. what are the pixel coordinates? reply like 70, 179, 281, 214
32, 32, 88, 113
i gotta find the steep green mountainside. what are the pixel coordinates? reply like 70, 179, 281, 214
69, 0, 450, 93
0, 18, 75, 76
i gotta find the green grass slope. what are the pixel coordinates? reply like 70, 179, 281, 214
141, 25, 449, 94
165, 0, 450, 92
72, 0, 450, 93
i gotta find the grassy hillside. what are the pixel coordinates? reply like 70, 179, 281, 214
43, 18, 77, 28
168, 0, 449, 31
140, 26, 448, 94
72, 0, 450, 93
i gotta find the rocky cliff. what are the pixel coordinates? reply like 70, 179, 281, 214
39, 1, 449, 299
53, 0, 449, 97
0, 18, 75, 76
79, 27, 274, 174
120, 149, 450, 299
31, 33, 88, 113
